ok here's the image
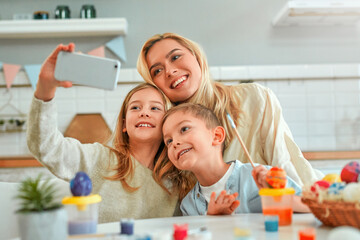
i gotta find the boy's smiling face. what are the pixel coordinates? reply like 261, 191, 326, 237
162, 111, 216, 172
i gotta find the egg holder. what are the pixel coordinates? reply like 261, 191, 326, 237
301, 197, 360, 228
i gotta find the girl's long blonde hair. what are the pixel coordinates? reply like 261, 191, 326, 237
104, 83, 173, 193
137, 33, 241, 149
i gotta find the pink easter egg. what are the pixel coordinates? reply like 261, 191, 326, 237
340, 161, 360, 184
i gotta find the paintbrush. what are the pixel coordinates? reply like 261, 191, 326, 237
226, 113, 255, 168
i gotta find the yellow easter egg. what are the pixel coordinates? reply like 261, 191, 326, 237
322, 174, 341, 184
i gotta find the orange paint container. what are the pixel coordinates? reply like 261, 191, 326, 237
298, 228, 316, 240
259, 188, 295, 226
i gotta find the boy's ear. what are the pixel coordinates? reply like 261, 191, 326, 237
212, 126, 225, 146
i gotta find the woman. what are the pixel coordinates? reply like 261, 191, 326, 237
137, 33, 323, 186
27, 43, 190, 223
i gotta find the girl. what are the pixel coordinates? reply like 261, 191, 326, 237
27, 43, 182, 223
137, 33, 323, 187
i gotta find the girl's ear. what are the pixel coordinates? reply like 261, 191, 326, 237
212, 126, 225, 146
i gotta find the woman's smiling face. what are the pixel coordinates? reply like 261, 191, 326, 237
146, 39, 202, 103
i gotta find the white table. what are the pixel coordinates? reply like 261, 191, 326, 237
98, 213, 331, 240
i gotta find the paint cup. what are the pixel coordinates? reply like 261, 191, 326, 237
259, 188, 295, 226
298, 228, 316, 240
62, 194, 102, 235
173, 224, 188, 240
264, 215, 279, 232
120, 219, 134, 235
233, 228, 254, 240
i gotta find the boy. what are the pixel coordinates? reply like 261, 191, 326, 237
162, 103, 309, 215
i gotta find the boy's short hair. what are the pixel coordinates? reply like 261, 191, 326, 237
163, 103, 220, 129
162, 103, 225, 151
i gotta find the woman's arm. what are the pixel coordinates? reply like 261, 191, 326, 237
292, 195, 310, 213
259, 85, 323, 186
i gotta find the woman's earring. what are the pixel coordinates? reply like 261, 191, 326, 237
122, 128, 127, 132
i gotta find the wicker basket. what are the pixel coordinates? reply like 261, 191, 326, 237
302, 197, 360, 228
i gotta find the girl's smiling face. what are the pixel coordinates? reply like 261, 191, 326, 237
146, 39, 202, 103
124, 87, 165, 144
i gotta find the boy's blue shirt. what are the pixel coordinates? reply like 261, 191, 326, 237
180, 160, 302, 216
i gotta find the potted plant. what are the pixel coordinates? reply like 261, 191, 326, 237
7, 118, 15, 131
15, 174, 68, 240
15, 118, 26, 131
0, 119, 5, 131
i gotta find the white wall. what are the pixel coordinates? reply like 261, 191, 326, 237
1, 63, 360, 156
1, 0, 360, 157
1, 0, 360, 68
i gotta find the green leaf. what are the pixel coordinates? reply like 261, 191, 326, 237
14, 174, 63, 212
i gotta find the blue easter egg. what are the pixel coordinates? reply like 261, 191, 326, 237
70, 171, 92, 196
328, 182, 346, 195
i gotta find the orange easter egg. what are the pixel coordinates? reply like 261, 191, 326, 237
266, 167, 287, 189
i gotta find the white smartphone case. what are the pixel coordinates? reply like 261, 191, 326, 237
54, 51, 121, 90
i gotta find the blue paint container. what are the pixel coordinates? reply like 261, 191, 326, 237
120, 218, 134, 235
135, 234, 152, 240
264, 215, 279, 232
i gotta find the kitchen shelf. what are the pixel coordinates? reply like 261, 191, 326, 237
0, 18, 127, 38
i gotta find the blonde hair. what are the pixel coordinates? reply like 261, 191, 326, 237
153, 154, 197, 200
163, 103, 221, 134
104, 83, 172, 193
137, 33, 241, 148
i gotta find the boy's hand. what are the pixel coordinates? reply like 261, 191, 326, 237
251, 165, 269, 189
207, 190, 240, 215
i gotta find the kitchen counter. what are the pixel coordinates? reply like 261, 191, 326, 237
1, 151, 359, 182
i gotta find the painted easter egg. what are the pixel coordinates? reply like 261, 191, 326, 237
327, 226, 360, 240
340, 161, 360, 183
328, 182, 346, 195
266, 167, 287, 189
70, 171, 92, 196
343, 182, 360, 202
310, 180, 330, 194
322, 174, 341, 184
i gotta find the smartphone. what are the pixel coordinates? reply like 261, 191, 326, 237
54, 51, 121, 90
